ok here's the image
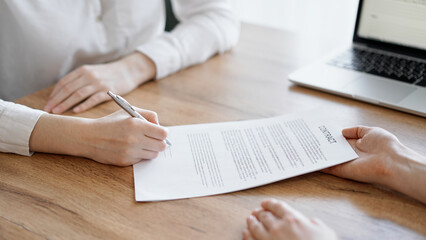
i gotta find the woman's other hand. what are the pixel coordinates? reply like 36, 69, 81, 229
44, 52, 156, 114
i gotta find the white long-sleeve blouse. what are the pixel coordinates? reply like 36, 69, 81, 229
0, 0, 239, 156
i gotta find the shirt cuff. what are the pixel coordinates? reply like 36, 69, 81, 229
0, 100, 45, 156
136, 33, 182, 80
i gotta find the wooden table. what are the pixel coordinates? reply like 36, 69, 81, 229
1, 23, 425, 240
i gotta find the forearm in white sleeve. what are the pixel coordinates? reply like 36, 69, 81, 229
137, 0, 240, 79
0, 99, 45, 156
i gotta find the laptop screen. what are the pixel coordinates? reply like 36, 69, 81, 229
354, 0, 426, 55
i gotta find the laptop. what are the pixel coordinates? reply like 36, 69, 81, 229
288, 0, 426, 117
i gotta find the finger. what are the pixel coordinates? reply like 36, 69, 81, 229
139, 149, 160, 160
342, 126, 370, 139
51, 85, 97, 114
141, 137, 167, 152
337, 138, 362, 156
116, 149, 161, 166
45, 77, 87, 112
261, 199, 304, 220
260, 199, 287, 218
134, 107, 159, 124
247, 215, 268, 240
254, 211, 277, 231
141, 122, 168, 141
242, 229, 255, 240
48, 70, 84, 102
321, 167, 333, 174
251, 208, 263, 216
322, 155, 377, 183
321, 162, 353, 178
347, 139, 358, 150
73, 92, 110, 113
49, 69, 82, 99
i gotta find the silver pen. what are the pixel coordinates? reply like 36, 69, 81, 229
107, 91, 172, 146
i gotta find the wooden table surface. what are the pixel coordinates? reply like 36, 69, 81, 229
1, 23, 425, 240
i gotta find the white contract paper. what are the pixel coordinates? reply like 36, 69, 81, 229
133, 111, 358, 201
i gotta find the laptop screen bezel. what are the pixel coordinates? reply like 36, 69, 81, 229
353, 0, 426, 59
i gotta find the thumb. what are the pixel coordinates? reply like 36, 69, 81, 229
321, 164, 350, 178
342, 126, 370, 139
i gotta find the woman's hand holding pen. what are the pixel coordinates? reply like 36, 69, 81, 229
82, 108, 168, 166
44, 52, 156, 114
29, 108, 168, 166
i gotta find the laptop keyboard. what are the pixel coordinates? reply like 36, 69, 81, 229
328, 48, 426, 87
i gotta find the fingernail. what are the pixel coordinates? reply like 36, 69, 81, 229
251, 208, 261, 215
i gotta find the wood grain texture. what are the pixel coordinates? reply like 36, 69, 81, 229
1, 23, 425, 240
